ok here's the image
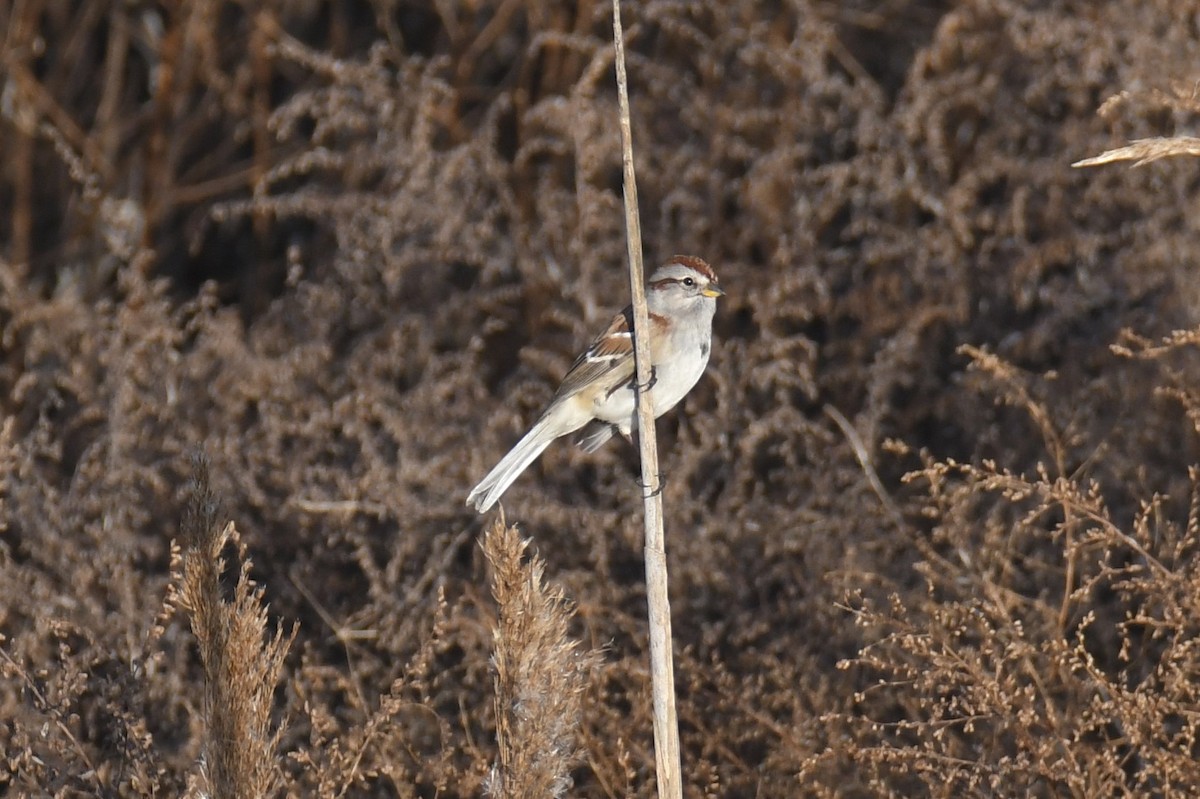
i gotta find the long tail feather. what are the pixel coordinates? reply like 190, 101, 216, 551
466, 416, 562, 512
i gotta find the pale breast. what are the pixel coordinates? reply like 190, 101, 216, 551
589, 324, 712, 432
648, 335, 710, 418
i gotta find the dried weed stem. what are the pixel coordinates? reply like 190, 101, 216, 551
611, 2, 683, 797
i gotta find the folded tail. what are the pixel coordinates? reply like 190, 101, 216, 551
467, 415, 563, 512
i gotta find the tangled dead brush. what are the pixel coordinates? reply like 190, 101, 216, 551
803, 341, 1200, 797
3, 0, 1200, 797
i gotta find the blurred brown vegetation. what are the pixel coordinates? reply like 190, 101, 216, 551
2, 0, 1200, 796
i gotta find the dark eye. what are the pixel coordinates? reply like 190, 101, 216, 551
683, 277, 695, 287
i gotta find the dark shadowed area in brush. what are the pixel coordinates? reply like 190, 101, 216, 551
3, 2, 1200, 796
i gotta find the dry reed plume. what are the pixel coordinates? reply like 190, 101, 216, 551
167, 458, 295, 798
484, 516, 599, 799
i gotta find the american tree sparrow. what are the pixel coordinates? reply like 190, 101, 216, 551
467, 255, 724, 512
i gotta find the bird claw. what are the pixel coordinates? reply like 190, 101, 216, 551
635, 472, 667, 498
637, 367, 658, 393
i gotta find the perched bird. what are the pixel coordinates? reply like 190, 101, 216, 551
466, 255, 724, 512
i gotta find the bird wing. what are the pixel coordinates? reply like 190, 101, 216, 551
552, 306, 638, 402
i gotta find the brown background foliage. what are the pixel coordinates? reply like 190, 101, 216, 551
2, 0, 1200, 796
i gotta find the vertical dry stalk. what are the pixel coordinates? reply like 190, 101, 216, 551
484, 517, 596, 799
171, 459, 295, 799
611, 2, 683, 797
